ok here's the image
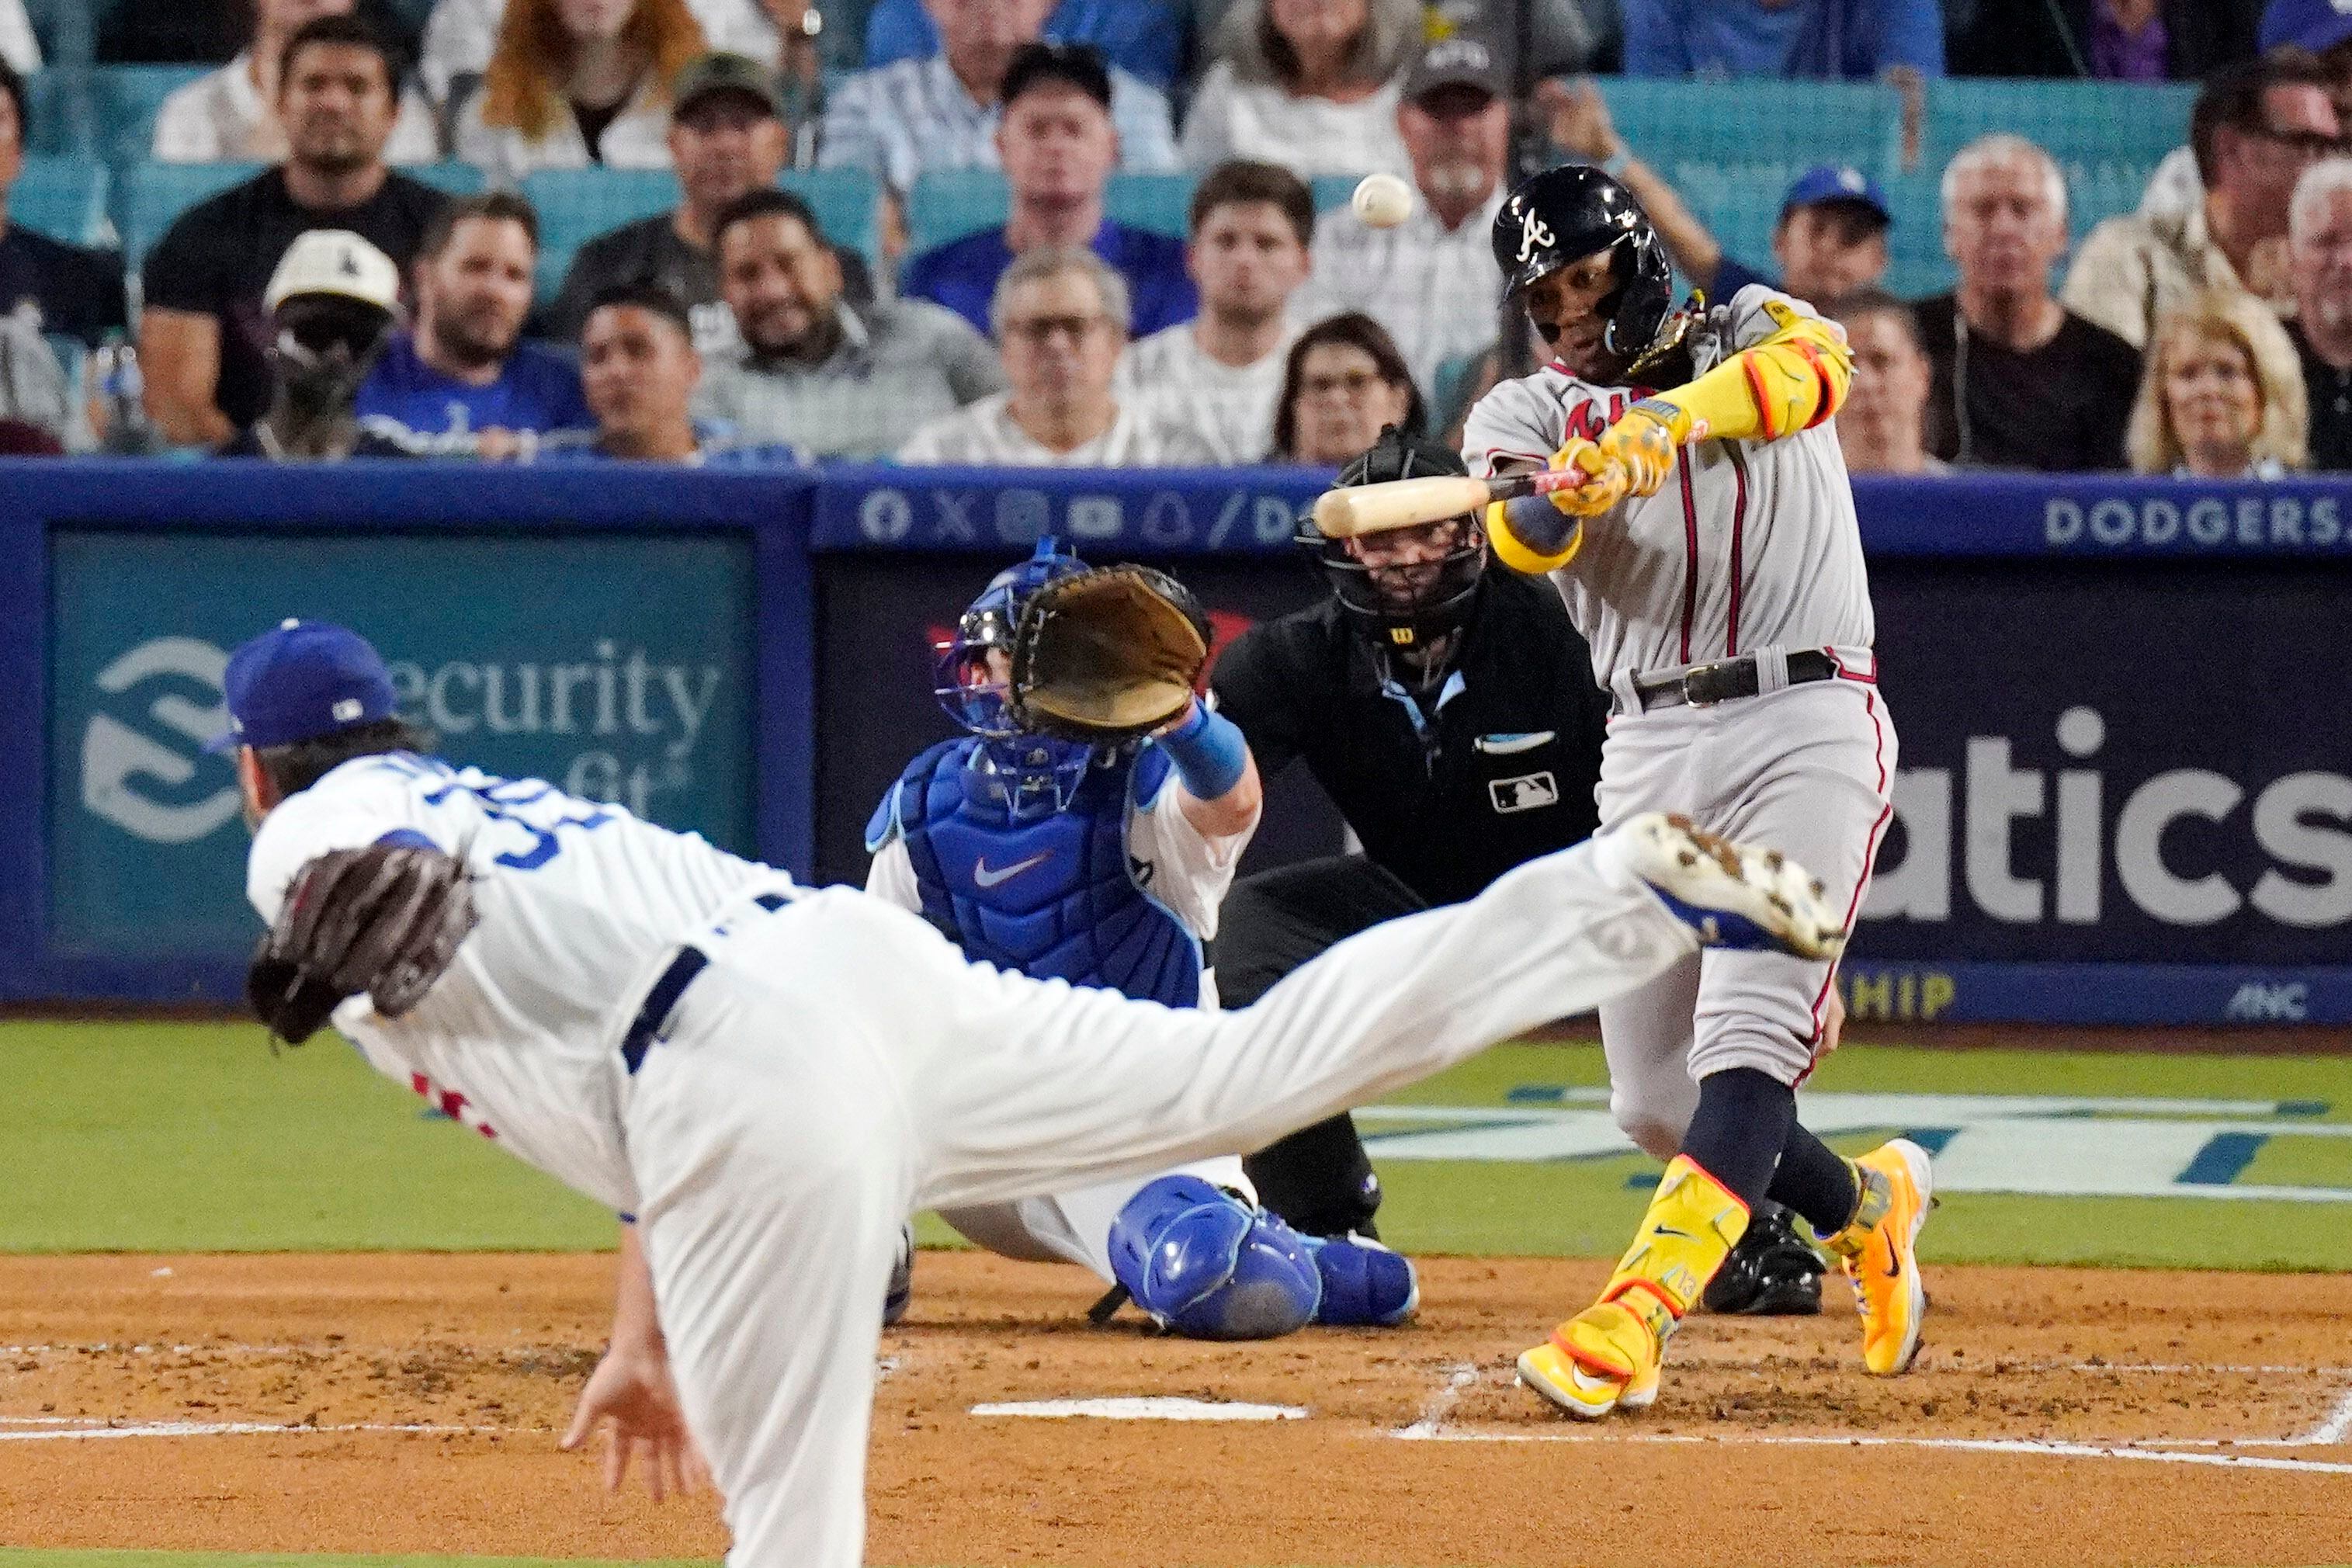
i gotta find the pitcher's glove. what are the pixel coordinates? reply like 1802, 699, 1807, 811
1007, 565, 1211, 741
248, 842, 478, 1046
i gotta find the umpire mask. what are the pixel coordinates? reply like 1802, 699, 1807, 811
1298, 425, 1486, 649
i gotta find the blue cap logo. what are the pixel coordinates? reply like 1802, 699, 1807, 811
207, 618, 398, 752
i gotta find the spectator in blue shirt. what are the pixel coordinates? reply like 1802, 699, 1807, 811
902, 43, 1195, 338
538, 280, 803, 465
862, 0, 1188, 91
1623, 0, 1944, 80
356, 193, 591, 460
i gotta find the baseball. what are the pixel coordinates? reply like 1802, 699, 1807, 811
1351, 172, 1414, 228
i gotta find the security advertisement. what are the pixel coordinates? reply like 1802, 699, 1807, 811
47, 530, 756, 964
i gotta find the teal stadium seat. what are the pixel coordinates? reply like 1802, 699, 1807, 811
92, 64, 212, 165
408, 161, 488, 198
523, 165, 881, 304
902, 171, 1201, 254
1105, 172, 1195, 239
20, 69, 82, 156
118, 160, 261, 272
904, 167, 1008, 255
1920, 78, 2195, 196
12, 155, 111, 247
1310, 175, 1358, 214
1596, 78, 1903, 206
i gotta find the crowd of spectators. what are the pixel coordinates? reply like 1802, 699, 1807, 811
0, 0, 2344, 474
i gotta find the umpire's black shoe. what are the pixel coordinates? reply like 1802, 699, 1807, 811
1702, 1199, 1825, 1316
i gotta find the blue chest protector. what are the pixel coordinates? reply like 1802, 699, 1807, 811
864, 737, 1201, 1008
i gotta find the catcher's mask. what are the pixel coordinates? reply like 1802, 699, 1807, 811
1297, 425, 1486, 649
933, 538, 1101, 820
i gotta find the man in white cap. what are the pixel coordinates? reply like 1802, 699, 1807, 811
222, 229, 411, 461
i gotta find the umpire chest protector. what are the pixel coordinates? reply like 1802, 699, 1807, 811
869, 737, 1202, 1007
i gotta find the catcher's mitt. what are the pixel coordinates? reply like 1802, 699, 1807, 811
248, 841, 478, 1046
1007, 565, 1211, 741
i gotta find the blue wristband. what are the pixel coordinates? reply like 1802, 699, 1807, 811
1157, 702, 1248, 802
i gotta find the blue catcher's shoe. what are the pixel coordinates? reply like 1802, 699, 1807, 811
1617, 813, 1846, 960
1303, 1232, 1419, 1327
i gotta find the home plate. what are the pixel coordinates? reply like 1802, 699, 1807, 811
969, 1397, 1307, 1422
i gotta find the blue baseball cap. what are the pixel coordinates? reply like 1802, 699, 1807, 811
2262, 0, 2352, 55
1782, 164, 1892, 226
207, 618, 398, 752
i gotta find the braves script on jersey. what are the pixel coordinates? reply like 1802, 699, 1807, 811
1463, 286, 1875, 687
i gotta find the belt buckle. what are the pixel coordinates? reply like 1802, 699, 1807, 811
1681, 660, 1734, 707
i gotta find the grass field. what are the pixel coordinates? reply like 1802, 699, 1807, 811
8, 1018, 2351, 1568
10, 1018, 2351, 1269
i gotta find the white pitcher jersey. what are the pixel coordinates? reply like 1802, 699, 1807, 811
1461, 286, 1876, 685
245, 752, 789, 1214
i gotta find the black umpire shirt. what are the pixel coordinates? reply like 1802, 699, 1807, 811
1212, 569, 1611, 909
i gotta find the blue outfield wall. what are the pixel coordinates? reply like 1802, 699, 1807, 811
0, 460, 2345, 1024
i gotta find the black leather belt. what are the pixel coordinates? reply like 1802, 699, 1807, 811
1627, 649, 1840, 713
620, 891, 791, 1074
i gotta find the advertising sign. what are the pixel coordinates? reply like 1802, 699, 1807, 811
47, 530, 756, 963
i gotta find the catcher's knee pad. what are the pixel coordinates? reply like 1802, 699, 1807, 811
1303, 1233, 1419, 1327
1108, 1175, 1320, 1341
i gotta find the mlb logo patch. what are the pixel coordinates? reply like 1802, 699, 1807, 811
1488, 772, 1559, 813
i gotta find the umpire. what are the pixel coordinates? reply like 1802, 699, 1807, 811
1211, 427, 1826, 1316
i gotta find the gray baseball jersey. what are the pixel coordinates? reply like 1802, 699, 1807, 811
1462, 286, 1875, 686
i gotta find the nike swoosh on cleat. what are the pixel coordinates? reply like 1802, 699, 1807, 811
1569, 1365, 1620, 1393
1882, 1253, 1903, 1280
973, 852, 1051, 889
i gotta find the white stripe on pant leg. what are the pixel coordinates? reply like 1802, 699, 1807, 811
911, 834, 1701, 1213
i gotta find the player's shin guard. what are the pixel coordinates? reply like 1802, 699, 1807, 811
1521, 1157, 1748, 1417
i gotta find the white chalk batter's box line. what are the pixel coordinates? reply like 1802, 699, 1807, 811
1379, 1363, 2352, 1475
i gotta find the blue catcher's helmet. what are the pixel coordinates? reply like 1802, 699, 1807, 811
933, 539, 1100, 820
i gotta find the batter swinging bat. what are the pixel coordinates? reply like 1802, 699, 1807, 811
1310, 469, 1587, 539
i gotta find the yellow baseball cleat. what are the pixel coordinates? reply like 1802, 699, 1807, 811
1517, 1303, 1662, 1420
1823, 1138, 1935, 1375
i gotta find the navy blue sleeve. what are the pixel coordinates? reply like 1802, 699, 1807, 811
900, 240, 996, 335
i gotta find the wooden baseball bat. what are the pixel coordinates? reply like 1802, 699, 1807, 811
1309, 469, 1587, 539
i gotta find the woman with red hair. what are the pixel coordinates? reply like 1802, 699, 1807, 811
455, 0, 709, 183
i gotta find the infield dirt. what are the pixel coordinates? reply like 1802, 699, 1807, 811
2, 1252, 2347, 1567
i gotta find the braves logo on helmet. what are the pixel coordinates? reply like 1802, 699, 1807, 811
1516, 209, 1557, 264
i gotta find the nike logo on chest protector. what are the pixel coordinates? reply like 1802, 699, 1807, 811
973, 852, 1053, 889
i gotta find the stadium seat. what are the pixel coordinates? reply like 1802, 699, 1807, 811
522, 165, 882, 304
12, 156, 110, 248
117, 159, 262, 272
1596, 78, 1903, 198
1920, 78, 2194, 196
1310, 175, 1358, 214
904, 166, 1009, 255
782, 165, 883, 274
903, 169, 1193, 253
20, 68, 85, 156
1105, 172, 1195, 240
92, 64, 212, 165
408, 161, 488, 199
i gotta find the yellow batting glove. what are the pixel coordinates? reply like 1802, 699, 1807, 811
1546, 438, 1625, 518
1593, 401, 1684, 498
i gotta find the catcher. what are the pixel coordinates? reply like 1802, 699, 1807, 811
859, 541, 1418, 1335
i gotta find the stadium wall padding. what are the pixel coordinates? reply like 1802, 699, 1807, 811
0, 460, 2344, 1023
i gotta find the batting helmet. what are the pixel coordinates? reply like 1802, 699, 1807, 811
1492, 164, 1678, 373
1295, 425, 1486, 650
